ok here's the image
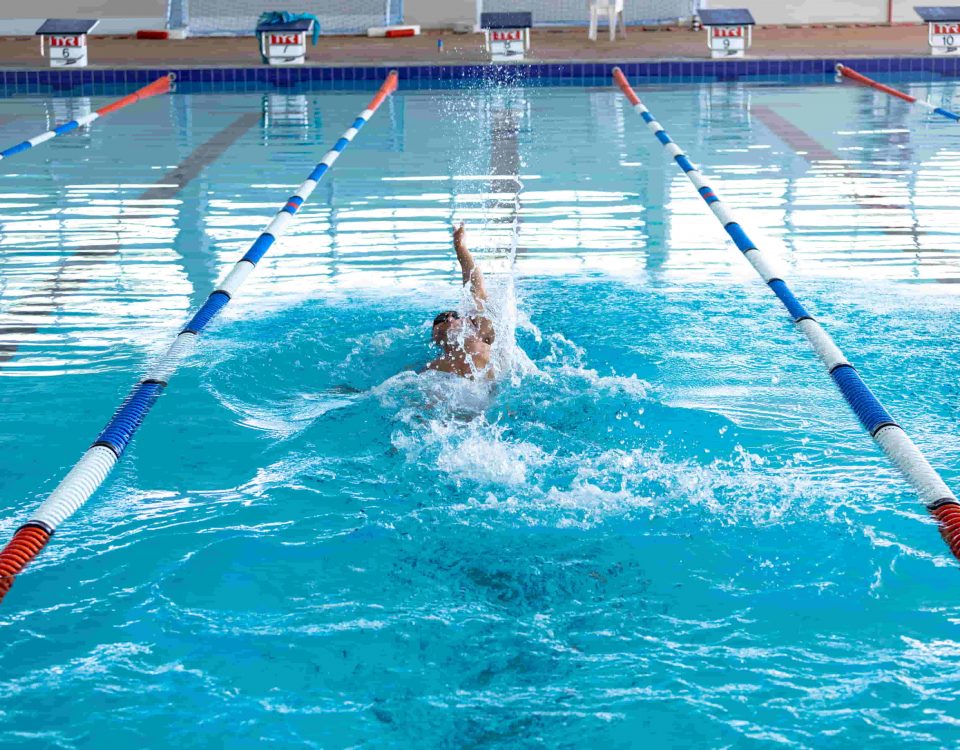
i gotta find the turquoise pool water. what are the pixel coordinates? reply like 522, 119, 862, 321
2, 77, 960, 747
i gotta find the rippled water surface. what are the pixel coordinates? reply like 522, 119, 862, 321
2, 77, 960, 748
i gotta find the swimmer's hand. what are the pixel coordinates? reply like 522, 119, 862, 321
453, 222, 467, 249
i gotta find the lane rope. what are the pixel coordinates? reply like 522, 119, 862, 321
612, 67, 960, 563
836, 63, 960, 122
0, 70, 399, 604
0, 74, 175, 161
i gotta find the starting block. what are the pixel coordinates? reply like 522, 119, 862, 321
36, 19, 98, 68
698, 8, 754, 59
915, 6, 960, 55
256, 18, 314, 65
481, 12, 532, 63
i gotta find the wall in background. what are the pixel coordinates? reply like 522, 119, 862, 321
4, 0, 165, 15
405, 0, 476, 29
0, 0, 165, 35
703, 0, 924, 25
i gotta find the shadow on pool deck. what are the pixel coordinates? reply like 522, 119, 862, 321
0, 25, 944, 69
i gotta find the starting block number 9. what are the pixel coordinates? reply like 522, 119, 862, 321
710, 26, 745, 51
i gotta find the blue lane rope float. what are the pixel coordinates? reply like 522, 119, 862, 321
0, 75, 174, 161
612, 67, 960, 563
0, 71, 400, 603
836, 63, 960, 122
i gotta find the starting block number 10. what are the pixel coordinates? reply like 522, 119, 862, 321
931, 22, 960, 52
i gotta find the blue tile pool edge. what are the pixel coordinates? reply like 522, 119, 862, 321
2, 56, 960, 93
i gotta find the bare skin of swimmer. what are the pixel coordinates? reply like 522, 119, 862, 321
425, 224, 496, 379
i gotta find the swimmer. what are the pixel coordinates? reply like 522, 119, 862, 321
425, 223, 496, 379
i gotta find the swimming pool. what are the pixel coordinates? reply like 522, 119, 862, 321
2, 74, 960, 746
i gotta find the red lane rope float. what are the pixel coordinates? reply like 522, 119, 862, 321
931, 503, 960, 561
96, 74, 172, 117
0, 526, 51, 602
836, 63, 917, 103
836, 63, 960, 121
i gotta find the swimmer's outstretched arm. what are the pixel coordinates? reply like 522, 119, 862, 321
454, 223, 487, 309
453, 223, 495, 345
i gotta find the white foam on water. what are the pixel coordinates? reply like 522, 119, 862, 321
393, 413, 547, 486
438, 441, 840, 532
374, 369, 494, 417
544, 480, 656, 530
211, 388, 358, 439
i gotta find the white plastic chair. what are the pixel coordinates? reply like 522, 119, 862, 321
589, 0, 626, 42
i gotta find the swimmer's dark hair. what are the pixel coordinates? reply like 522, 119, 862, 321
432, 310, 460, 327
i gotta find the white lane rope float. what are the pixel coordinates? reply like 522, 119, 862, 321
613, 67, 960, 564
0, 75, 174, 161
0, 71, 399, 603
836, 64, 960, 122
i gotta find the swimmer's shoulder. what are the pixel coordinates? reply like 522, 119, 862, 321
467, 315, 495, 345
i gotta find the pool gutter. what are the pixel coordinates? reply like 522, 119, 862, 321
1, 56, 959, 94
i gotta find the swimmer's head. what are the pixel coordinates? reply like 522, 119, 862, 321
431, 310, 461, 346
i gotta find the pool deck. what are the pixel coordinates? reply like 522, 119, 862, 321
0, 24, 945, 69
